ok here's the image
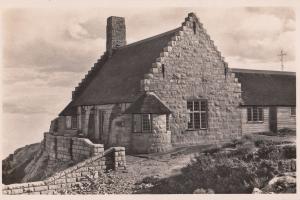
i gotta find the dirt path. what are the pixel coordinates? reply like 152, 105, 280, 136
121, 144, 214, 183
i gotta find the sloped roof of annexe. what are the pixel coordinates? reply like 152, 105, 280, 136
59, 27, 181, 116
232, 68, 296, 106
124, 92, 172, 114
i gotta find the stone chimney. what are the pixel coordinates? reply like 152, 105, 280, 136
106, 16, 126, 54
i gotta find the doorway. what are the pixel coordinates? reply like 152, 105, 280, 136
269, 107, 277, 133
98, 110, 105, 143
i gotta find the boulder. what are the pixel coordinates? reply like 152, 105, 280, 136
252, 187, 263, 194
262, 172, 296, 193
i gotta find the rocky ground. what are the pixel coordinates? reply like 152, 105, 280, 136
3, 129, 296, 194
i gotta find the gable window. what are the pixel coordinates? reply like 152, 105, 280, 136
187, 100, 208, 130
133, 114, 152, 133
247, 107, 264, 122
291, 107, 296, 116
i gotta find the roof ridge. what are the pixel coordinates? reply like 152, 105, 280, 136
231, 68, 296, 76
116, 27, 181, 50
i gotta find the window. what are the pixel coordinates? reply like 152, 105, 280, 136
247, 107, 264, 122
71, 116, 77, 129
166, 114, 170, 131
291, 107, 296, 116
66, 116, 72, 129
133, 114, 152, 132
193, 21, 197, 34
187, 100, 208, 130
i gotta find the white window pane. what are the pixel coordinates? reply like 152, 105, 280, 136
142, 114, 151, 132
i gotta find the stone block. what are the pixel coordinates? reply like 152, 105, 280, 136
54, 179, 66, 185
34, 185, 48, 192
66, 178, 76, 183
81, 171, 90, 176
48, 184, 61, 190
11, 188, 23, 195
24, 187, 34, 193
28, 181, 45, 187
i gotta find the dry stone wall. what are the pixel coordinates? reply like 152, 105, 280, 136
44, 132, 104, 164
2, 147, 126, 195
140, 13, 242, 146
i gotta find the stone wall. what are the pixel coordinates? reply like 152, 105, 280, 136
140, 13, 242, 146
2, 147, 126, 195
149, 114, 172, 153
44, 132, 104, 164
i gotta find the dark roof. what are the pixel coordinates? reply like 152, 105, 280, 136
59, 102, 77, 116
124, 92, 172, 114
59, 28, 180, 116
232, 68, 296, 106
74, 28, 180, 106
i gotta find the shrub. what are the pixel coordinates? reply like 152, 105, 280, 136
282, 145, 296, 159
256, 145, 296, 160
278, 128, 296, 136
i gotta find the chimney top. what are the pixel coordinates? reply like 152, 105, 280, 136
106, 16, 126, 54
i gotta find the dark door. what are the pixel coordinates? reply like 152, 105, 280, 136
98, 110, 105, 143
88, 111, 96, 142
269, 107, 277, 133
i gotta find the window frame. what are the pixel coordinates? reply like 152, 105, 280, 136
247, 106, 264, 123
291, 106, 296, 117
71, 115, 78, 129
132, 113, 152, 133
187, 99, 208, 130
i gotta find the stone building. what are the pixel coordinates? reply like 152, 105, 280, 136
52, 13, 295, 154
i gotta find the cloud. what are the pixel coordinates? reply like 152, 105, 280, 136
245, 7, 295, 21
3, 102, 50, 114
196, 7, 295, 67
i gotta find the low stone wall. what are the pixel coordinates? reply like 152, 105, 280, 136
43, 132, 104, 163
2, 147, 126, 195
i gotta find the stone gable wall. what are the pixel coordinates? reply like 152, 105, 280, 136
140, 13, 243, 146
2, 147, 126, 195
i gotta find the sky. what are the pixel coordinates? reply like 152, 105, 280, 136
1, 6, 296, 158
